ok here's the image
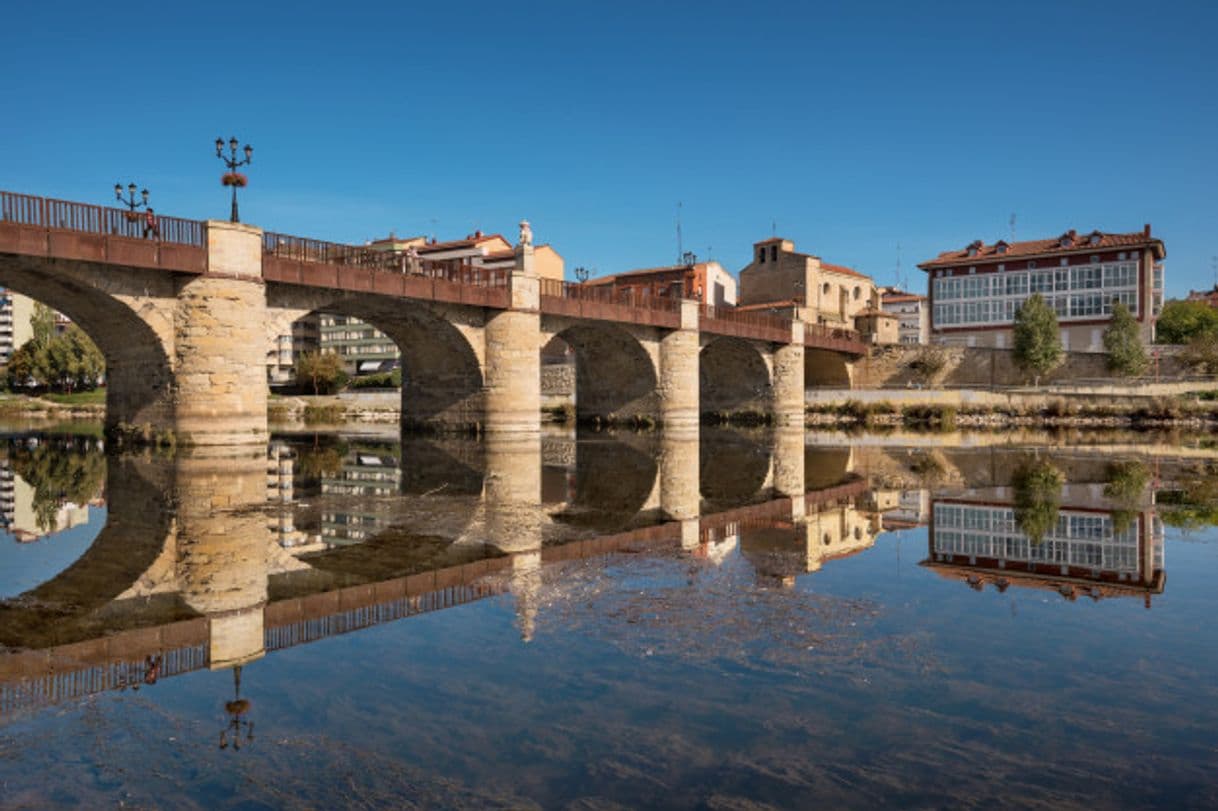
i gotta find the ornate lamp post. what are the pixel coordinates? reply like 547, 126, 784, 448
114, 182, 149, 215
574, 266, 590, 283
215, 136, 253, 223
219, 665, 254, 751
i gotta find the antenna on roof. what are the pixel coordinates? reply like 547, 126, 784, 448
1009, 212, 1017, 242
771, 219, 777, 238
676, 201, 683, 266
895, 242, 904, 290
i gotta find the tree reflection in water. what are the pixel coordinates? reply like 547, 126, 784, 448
7, 436, 105, 533
1011, 456, 1064, 545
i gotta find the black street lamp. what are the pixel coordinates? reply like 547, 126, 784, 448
574, 266, 591, 283
114, 182, 149, 213
216, 136, 253, 223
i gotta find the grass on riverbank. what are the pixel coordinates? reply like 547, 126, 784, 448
809, 395, 1218, 430
39, 390, 106, 406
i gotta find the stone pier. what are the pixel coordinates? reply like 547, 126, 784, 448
173, 221, 269, 445
773, 320, 806, 428
174, 445, 271, 668
660, 300, 701, 437
772, 425, 807, 520
660, 431, 701, 548
484, 239, 541, 437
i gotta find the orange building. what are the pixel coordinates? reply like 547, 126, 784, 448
581, 261, 737, 306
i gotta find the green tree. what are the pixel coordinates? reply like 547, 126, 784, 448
1102, 301, 1149, 376
294, 351, 347, 395
1155, 299, 1218, 344
1012, 293, 1063, 385
30, 302, 57, 347
3, 324, 105, 392
1104, 459, 1150, 534
1012, 457, 1064, 545
7, 436, 106, 533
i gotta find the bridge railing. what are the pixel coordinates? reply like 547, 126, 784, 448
539, 278, 682, 327
1, 190, 205, 247
699, 304, 794, 343
805, 322, 863, 347
263, 232, 510, 288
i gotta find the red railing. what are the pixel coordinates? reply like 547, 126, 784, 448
540, 278, 682, 310
699, 304, 793, 343
263, 232, 510, 288
539, 278, 682, 327
803, 322, 867, 354
805, 322, 861, 344
1, 190, 205, 247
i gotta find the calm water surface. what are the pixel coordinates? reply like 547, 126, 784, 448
0, 427, 1216, 810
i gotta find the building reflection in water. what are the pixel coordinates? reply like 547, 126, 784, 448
922, 485, 1166, 606
0, 435, 1188, 728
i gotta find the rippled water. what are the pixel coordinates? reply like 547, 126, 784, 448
1, 427, 1216, 809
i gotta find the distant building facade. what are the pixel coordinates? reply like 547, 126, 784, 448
581, 261, 737, 306
1186, 286, 1218, 308
879, 287, 928, 344
739, 238, 879, 327
918, 226, 1166, 351
736, 237, 897, 343
0, 290, 35, 365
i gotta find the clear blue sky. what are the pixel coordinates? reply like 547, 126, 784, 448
1, 1, 1215, 296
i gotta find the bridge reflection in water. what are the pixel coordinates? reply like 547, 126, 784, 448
0, 431, 1174, 723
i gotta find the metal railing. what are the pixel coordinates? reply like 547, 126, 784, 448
1, 190, 205, 247
539, 278, 682, 312
805, 322, 862, 344
263, 232, 510, 288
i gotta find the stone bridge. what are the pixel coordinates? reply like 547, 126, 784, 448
0, 190, 866, 445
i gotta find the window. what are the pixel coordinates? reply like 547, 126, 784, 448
1028, 261, 1037, 269
1030, 271, 1054, 294
1055, 270, 1070, 291
1005, 273, 1028, 296
771, 245, 778, 261
1071, 266, 1101, 289
758, 248, 765, 263
1090, 255, 1100, 264
853, 286, 861, 300
823, 282, 831, 295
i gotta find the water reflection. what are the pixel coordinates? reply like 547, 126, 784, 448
2, 428, 1218, 805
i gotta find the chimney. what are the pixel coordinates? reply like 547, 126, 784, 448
1144, 223, 1151, 237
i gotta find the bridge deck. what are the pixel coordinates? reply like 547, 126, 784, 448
1, 189, 868, 353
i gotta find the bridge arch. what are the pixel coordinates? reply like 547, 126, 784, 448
265, 289, 486, 431
700, 336, 773, 417
543, 321, 659, 424
0, 447, 176, 649
805, 347, 852, 388
0, 257, 176, 433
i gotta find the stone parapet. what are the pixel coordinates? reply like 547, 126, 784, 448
205, 220, 264, 280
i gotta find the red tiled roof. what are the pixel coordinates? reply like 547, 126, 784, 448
734, 299, 801, 312
881, 292, 925, 303
919, 227, 1165, 269
820, 261, 868, 279
416, 234, 509, 254
583, 264, 695, 286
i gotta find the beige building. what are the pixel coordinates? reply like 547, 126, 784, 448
737, 237, 897, 343
0, 290, 36, 365
879, 288, 929, 344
